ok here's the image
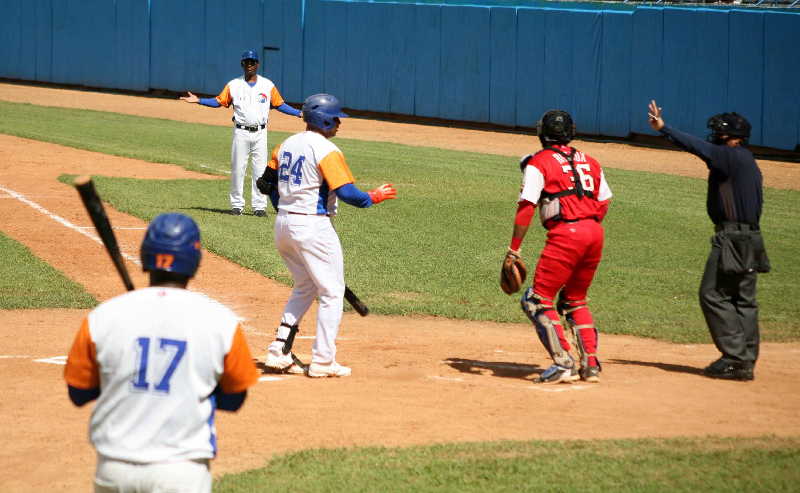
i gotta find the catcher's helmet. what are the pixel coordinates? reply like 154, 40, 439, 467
707, 112, 751, 142
241, 49, 259, 62
302, 93, 349, 132
537, 110, 575, 146
140, 213, 202, 278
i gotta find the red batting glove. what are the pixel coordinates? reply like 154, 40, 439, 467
368, 183, 397, 204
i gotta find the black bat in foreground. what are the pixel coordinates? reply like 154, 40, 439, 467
74, 175, 135, 292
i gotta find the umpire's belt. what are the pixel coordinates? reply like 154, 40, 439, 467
234, 123, 266, 132
715, 222, 759, 233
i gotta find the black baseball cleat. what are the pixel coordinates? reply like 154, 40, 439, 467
703, 359, 754, 381
253, 210, 266, 217
231, 208, 243, 216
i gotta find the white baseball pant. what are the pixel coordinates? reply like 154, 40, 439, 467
272, 210, 345, 364
93, 456, 211, 493
230, 127, 267, 211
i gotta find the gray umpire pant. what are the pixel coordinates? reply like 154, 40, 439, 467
698, 236, 760, 367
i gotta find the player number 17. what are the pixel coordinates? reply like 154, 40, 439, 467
131, 337, 187, 394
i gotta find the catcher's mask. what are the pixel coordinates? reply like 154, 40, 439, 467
537, 110, 575, 147
707, 112, 751, 145
302, 93, 349, 132
140, 213, 202, 278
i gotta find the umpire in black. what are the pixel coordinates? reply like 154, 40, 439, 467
647, 100, 770, 381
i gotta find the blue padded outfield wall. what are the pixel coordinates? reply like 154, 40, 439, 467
0, 0, 798, 150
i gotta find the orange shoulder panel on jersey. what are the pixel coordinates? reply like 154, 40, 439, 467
319, 151, 356, 190
216, 84, 232, 108
218, 323, 260, 394
270, 86, 285, 107
268, 144, 281, 171
63, 318, 100, 390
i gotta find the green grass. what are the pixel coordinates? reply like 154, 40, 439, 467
214, 436, 800, 492
2, 100, 797, 342
0, 231, 96, 309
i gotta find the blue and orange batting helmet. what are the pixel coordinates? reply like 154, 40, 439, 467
140, 213, 202, 278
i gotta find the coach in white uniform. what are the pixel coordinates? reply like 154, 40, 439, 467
64, 213, 260, 492
181, 49, 302, 217
259, 94, 397, 377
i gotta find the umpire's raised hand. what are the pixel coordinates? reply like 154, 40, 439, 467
648, 100, 665, 131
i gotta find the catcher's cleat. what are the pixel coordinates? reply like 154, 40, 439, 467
579, 364, 601, 383
536, 364, 579, 384
231, 208, 243, 216
265, 352, 305, 374
308, 361, 351, 378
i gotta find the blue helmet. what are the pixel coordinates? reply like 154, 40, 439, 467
241, 49, 259, 62
140, 213, 202, 278
302, 93, 348, 131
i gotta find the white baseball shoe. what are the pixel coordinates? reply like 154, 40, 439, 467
308, 361, 351, 378
536, 364, 579, 384
265, 352, 305, 375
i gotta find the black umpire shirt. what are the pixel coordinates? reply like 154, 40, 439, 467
660, 125, 763, 227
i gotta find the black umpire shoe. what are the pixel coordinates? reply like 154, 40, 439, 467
253, 210, 266, 217
231, 208, 243, 216
704, 358, 754, 381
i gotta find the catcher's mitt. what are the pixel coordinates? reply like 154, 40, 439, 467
500, 248, 527, 295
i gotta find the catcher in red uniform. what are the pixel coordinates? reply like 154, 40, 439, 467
503, 110, 613, 384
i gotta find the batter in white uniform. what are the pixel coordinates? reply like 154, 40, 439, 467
181, 49, 302, 217
259, 93, 397, 377
64, 213, 260, 492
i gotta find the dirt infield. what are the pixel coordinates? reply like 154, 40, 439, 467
1, 82, 798, 492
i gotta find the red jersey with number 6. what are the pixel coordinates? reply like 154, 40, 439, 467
519, 144, 612, 226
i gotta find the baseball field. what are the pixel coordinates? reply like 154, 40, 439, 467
1, 81, 799, 491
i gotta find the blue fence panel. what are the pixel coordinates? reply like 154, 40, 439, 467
365, 3, 394, 113
343, 2, 371, 110
150, 0, 206, 93
322, 1, 348, 101
412, 5, 442, 118
691, 10, 730, 139
763, 12, 800, 151
542, 10, 574, 118
630, 7, 663, 135
387, 3, 416, 116
490, 7, 517, 126
114, 0, 149, 91
302, 0, 325, 99
17, 1, 39, 81
262, 0, 285, 94
0, 1, 22, 78
277, 0, 305, 103
440, 6, 491, 122
34, 0, 53, 83
571, 10, 602, 136
515, 8, 546, 128
728, 10, 764, 147
661, 9, 700, 135
599, 11, 632, 138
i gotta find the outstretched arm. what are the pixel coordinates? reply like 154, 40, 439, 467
180, 91, 222, 108
648, 99, 714, 162
274, 103, 302, 118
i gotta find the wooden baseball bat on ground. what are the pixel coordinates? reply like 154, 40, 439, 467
74, 175, 135, 292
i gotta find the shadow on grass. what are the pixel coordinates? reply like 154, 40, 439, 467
445, 358, 541, 379
609, 358, 705, 376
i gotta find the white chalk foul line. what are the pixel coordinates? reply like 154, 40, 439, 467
0, 355, 32, 359
34, 356, 68, 365
0, 184, 141, 266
